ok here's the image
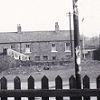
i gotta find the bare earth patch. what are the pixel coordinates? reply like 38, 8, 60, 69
0, 60, 100, 82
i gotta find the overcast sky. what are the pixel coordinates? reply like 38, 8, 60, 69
0, 0, 99, 37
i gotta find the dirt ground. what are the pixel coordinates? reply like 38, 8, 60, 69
0, 60, 100, 82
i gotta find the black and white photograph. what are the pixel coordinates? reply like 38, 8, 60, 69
0, 0, 99, 100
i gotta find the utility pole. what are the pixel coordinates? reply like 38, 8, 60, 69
73, 0, 81, 90
82, 35, 85, 59
99, 34, 100, 48
68, 12, 73, 57
81, 18, 85, 59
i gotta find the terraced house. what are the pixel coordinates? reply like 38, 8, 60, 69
0, 22, 82, 61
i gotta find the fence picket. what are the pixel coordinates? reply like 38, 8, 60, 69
42, 76, 49, 100
97, 75, 100, 100
0, 75, 100, 99
55, 75, 63, 100
28, 76, 35, 100
1, 77, 7, 100
83, 75, 90, 100
14, 76, 21, 100
69, 75, 77, 100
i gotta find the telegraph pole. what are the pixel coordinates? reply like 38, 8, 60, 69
99, 34, 100, 49
81, 18, 85, 59
73, 0, 81, 90
68, 12, 73, 57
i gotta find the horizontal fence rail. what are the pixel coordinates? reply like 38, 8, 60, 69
0, 75, 100, 100
0, 89, 100, 97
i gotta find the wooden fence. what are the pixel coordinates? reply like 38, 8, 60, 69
0, 75, 100, 100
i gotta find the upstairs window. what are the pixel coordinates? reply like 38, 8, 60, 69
25, 44, 31, 53
65, 43, 71, 52
51, 44, 57, 52
26, 44, 30, 48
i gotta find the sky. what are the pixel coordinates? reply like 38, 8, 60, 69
0, 0, 99, 37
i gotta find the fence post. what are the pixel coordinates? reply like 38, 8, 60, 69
97, 75, 100, 100
1, 77, 7, 100
42, 76, 49, 100
14, 76, 21, 100
69, 75, 78, 100
83, 75, 90, 100
55, 75, 63, 100
28, 76, 35, 100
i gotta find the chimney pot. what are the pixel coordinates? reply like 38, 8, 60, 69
55, 22, 59, 32
17, 24, 21, 33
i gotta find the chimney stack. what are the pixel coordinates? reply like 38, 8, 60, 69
17, 24, 21, 33
55, 22, 59, 32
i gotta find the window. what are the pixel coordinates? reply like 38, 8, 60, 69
35, 56, 40, 61
65, 43, 71, 52
52, 56, 56, 60
51, 44, 57, 52
25, 44, 31, 53
26, 44, 30, 48
43, 56, 48, 61
66, 55, 71, 59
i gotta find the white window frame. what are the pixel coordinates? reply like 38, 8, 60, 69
51, 43, 57, 52
25, 44, 31, 53
65, 43, 71, 52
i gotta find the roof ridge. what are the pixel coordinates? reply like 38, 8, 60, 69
0, 32, 17, 34
22, 30, 69, 32
0, 30, 71, 34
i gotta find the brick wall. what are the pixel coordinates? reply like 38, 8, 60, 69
21, 41, 74, 61
0, 40, 82, 61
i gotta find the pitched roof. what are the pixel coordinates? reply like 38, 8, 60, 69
0, 30, 74, 43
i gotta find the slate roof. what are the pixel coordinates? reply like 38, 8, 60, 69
0, 30, 74, 43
